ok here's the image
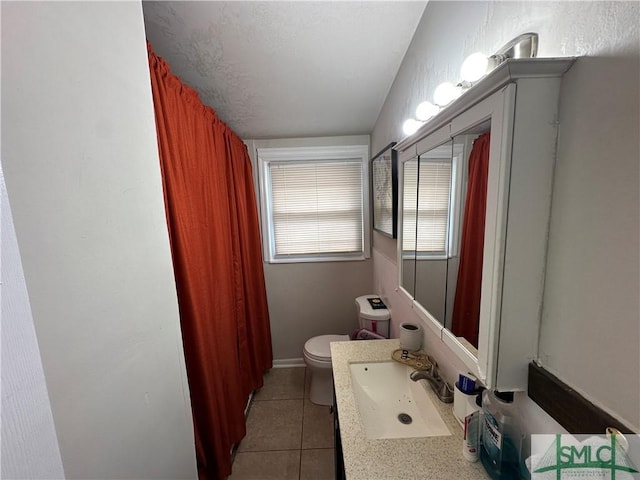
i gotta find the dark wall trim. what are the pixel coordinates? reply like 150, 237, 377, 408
528, 362, 635, 434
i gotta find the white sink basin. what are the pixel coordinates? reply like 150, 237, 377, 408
349, 361, 451, 440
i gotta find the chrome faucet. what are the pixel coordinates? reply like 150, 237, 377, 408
410, 363, 454, 403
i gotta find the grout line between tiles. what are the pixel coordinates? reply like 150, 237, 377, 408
298, 368, 307, 479
238, 448, 304, 453
252, 397, 305, 402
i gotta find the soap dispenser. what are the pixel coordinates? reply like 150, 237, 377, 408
480, 390, 524, 480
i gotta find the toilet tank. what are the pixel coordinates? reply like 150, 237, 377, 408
355, 295, 390, 338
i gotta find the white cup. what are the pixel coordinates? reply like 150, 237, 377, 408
454, 382, 480, 422
399, 322, 422, 351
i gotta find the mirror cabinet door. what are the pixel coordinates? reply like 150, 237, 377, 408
444, 129, 490, 354
400, 157, 418, 298
413, 141, 453, 327
443, 138, 467, 333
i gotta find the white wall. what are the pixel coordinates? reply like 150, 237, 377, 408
245, 136, 374, 361
372, 1, 639, 433
540, 51, 639, 429
1, 164, 65, 479
2, 2, 197, 478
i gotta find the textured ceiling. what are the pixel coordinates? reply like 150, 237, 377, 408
142, 1, 426, 139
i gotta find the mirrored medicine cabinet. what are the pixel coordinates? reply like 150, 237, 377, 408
395, 58, 576, 390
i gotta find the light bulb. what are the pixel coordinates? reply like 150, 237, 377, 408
433, 82, 461, 107
415, 101, 439, 122
402, 118, 422, 136
460, 52, 489, 83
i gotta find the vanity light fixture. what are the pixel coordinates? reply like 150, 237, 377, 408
460, 52, 490, 83
433, 82, 462, 107
415, 101, 440, 122
401, 33, 538, 138
459, 32, 539, 87
402, 118, 423, 136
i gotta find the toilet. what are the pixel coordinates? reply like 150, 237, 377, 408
303, 295, 390, 406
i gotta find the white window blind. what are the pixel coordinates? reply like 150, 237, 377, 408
258, 145, 369, 263
403, 158, 452, 254
402, 159, 419, 252
270, 161, 363, 255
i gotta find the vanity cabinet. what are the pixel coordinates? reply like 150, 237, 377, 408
396, 58, 575, 391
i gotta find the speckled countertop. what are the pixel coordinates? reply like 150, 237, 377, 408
331, 339, 489, 480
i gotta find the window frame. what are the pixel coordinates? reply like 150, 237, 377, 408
257, 145, 370, 264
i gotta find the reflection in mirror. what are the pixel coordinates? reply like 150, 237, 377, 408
413, 141, 453, 324
401, 157, 418, 297
444, 136, 472, 332
446, 126, 491, 351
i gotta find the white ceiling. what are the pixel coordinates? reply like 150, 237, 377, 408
142, 1, 426, 139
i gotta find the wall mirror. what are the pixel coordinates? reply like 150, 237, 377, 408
399, 124, 451, 335
401, 156, 418, 299
396, 58, 574, 390
412, 140, 454, 327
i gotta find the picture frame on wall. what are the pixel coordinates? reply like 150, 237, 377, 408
371, 142, 398, 238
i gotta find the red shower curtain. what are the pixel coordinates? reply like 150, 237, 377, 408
451, 133, 491, 348
147, 44, 272, 480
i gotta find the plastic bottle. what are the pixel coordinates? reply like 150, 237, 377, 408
479, 390, 523, 480
462, 409, 480, 461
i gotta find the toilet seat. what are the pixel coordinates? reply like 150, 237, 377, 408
303, 334, 349, 362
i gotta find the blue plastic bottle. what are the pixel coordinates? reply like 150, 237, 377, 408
480, 390, 523, 480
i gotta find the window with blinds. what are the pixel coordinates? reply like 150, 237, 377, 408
402, 157, 452, 256
258, 145, 370, 263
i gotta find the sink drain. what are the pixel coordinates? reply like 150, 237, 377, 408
397, 413, 413, 425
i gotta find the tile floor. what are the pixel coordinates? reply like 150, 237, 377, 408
229, 367, 335, 480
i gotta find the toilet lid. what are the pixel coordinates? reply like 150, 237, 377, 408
304, 334, 350, 360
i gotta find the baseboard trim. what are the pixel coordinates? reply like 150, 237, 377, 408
244, 391, 254, 418
273, 358, 305, 368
